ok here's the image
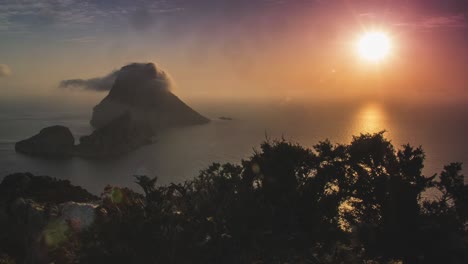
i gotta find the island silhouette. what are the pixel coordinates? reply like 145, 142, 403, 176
15, 63, 209, 158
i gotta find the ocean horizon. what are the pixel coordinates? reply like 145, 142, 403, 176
1, 96, 466, 194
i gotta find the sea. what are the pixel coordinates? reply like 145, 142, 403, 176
1, 95, 467, 194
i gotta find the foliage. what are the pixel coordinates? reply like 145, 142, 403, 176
0, 172, 97, 204
1, 132, 467, 263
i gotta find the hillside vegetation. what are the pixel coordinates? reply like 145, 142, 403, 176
1, 132, 466, 263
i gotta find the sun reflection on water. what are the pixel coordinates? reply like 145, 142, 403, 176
352, 103, 387, 134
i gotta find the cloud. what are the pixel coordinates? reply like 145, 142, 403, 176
394, 14, 467, 29
117, 63, 173, 92
62, 36, 97, 43
0, 64, 12, 77
60, 70, 118, 91
129, 2, 183, 30
1, 0, 465, 34
0, 0, 184, 34
60, 63, 173, 92
409, 0, 468, 15
0, 0, 97, 32
421, 14, 467, 28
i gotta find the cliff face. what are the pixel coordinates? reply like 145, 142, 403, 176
90, 63, 209, 130
75, 112, 155, 158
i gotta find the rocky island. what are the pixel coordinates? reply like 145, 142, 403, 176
15, 126, 75, 157
75, 111, 155, 158
15, 63, 209, 158
90, 63, 209, 129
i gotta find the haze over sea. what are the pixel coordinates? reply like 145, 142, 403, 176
1, 95, 467, 194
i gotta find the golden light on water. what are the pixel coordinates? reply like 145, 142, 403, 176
356, 31, 391, 62
353, 103, 386, 134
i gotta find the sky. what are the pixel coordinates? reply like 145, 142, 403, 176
0, 0, 467, 103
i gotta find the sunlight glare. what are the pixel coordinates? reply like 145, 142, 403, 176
357, 31, 391, 62
353, 103, 386, 134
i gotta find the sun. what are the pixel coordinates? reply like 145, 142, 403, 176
356, 31, 391, 62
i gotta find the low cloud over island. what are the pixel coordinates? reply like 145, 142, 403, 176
59, 63, 173, 92
59, 71, 119, 91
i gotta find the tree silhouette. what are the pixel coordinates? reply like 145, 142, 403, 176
0, 132, 466, 263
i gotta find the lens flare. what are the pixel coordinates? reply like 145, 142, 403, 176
357, 31, 391, 62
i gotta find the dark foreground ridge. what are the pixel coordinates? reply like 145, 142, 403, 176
15, 63, 209, 159
2, 133, 467, 263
